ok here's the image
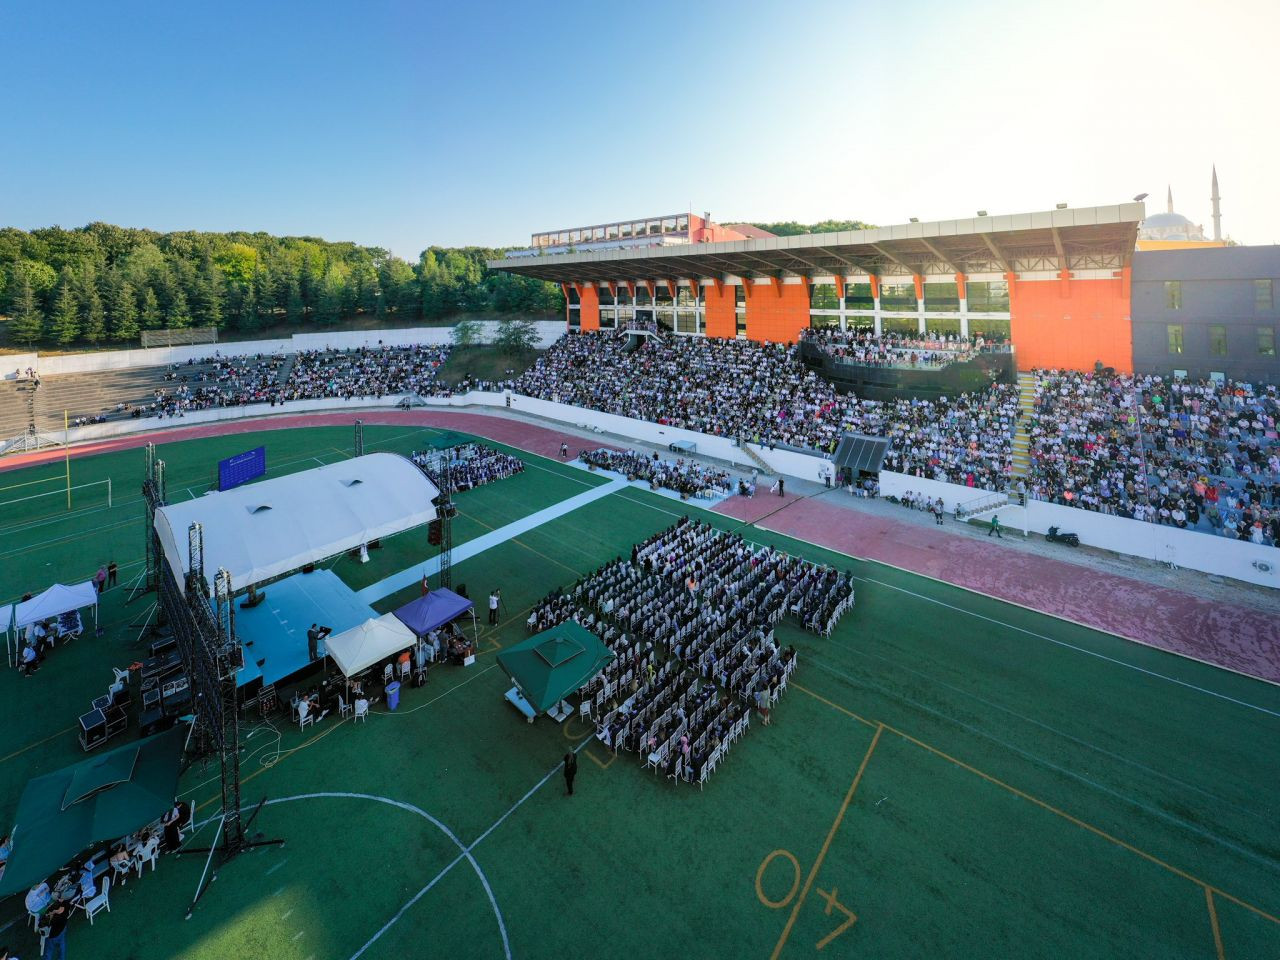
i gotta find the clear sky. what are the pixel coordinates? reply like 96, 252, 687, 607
6, 0, 1278, 258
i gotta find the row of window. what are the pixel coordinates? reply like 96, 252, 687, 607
567, 280, 1011, 312
1165, 279, 1275, 311
534, 216, 690, 247
1166, 324, 1277, 357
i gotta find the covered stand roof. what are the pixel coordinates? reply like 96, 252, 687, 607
0, 726, 186, 896
393, 589, 473, 636
324, 613, 418, 678
15, 582, 98, 629
496, 620, 614, 715
489, 204, 1144, 284
154, 453, 438, 595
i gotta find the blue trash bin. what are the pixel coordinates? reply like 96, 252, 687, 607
385, 681, 401, 711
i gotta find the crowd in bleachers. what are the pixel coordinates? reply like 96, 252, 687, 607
526, 517, 850, 786
511, 332, 1020, 489
1026, 369, 1280, 545
579, 448, 735, 499
801, 328, 999, 368
411, 442, 524, 491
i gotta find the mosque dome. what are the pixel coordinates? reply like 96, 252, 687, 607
1139, 208, 1207, 243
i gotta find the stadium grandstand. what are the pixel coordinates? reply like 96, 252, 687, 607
0, 205, 1277, 960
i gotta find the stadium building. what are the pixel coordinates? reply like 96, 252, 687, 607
492, 200, 1280, 384
491, 203, 1145, 373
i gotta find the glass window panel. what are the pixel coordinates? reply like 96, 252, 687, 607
1256, 279, 1274, 312
844, 282, 874, 309
809, 314, 840, 330
880, 283, 917, 312
677, 285, 698, 307
967, 280, 1010, 312
969, 315, 1010, 339
656, 287, 674, 306
617, 288, 633, 306
1258, 327, 1276, 357
597, 287, 615, 307
635, 286, 652, 306
1165, 281, 1182, 310
676, 311, 698, 333
1209, 324, 1228, 356
846, 316, 875, 334
881, 316, 919, 335
565, 286, 580, 306
599, 309, 616, 329
735, 285, 747, 307
924, 282, 960, 312
1167, 324, 1184, 354
568, 310, 581, 329
926, 317, 962, 336
810, 283, 840, 310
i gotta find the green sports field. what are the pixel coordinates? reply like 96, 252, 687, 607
0, 424, 1277, 959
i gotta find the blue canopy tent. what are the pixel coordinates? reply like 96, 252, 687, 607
393, 588, 480, 661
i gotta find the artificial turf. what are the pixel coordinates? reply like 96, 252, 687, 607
0, 424, 1277, 959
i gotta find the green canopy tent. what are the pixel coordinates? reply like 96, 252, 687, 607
496, 620, 614, 720
0, 725, 186, 897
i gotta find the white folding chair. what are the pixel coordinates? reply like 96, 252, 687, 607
383, 663, 394, 685
110, 856, 132, 888
83, 876, 110, 924
354, 700, 369, 723
337, 695, 351, 719
298, 708, 314, 732
399, 659, 411, 682
133, 836, 160, 876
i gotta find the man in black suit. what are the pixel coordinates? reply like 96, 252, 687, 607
563, 751, 578, 796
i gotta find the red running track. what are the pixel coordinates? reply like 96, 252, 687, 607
3, 409, 1276, 683
715, 493, 1280, 685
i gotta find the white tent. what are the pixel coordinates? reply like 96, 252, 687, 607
154, 452, 438, 595
12, 582, 99, 661
325, 613, 417, 678
0, 604, 12, 668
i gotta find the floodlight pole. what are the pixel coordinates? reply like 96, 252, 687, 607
354, 419, 364, 458
437, 454, 453, 590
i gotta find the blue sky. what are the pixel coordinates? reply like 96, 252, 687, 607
6, 0, 1278, 257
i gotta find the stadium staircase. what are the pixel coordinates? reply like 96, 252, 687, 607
275, 355, 297, 385
0, 379, 36, 439
1010, 371, 1036, 479
736, 436, 776, 476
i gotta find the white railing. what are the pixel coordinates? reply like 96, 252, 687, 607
955, 491, 1005, 519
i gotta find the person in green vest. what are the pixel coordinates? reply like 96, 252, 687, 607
987, 514, 1003, 539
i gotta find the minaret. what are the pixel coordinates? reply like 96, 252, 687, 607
1210, 165, 1222, 242
1167, 185, 1174, 214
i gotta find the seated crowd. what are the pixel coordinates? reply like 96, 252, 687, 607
510, 331, 1020, 489
801, 327, 1003, 368
526, 517, 850, 785
1026, 369, 1280, 545
579, 448, 734, 499
412, 443, 525, 491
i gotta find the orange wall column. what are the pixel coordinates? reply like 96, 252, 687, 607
745, 281, 808, 344
1009, 274, 1132, 373
703, 280, 735, 339
576, 283, 600, 331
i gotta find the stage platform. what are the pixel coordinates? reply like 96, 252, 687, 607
234, 569, 374, 689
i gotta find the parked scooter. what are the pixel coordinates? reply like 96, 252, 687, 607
1046, 526, 1080, 547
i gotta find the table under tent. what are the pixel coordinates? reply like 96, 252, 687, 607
393, 588, 480, 666
10, 581, 99, 666
497, 620, 614, 723
0, 725, 186, 899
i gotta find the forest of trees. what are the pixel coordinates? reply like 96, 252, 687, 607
747, 219, 874, 237
0, 223, 563, 347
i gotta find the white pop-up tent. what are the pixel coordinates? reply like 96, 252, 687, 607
324, 613, 418, 678
154, 452, 438, 595
12, 581, 99, 663
0, 604, 12, 668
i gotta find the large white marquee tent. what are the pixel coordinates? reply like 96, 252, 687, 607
154, 452, 438, 595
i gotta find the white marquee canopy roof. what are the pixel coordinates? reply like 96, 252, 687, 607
154, 452, 438, 595
325, 613, 417, 678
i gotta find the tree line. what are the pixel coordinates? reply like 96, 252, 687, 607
746, 219, 873, 237
0, 223, 563, 346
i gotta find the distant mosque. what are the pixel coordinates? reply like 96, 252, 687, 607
1137, 166, 1228, 250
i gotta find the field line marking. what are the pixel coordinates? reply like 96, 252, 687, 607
771, 723, 883, 960
0, 725, 74, 765
1206, 887, 1226, 960
794, 682, 1280, 929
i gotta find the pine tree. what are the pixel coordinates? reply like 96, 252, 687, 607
139, 287, 162, 329
192, 252, 223, 328
239, 286, 258, 331
6, 268, 44, 345
107, 277, 140, 341
50, 269, 81, 344
284, 275, 304, 325
166, 286, 191, 328
81, 283, 106, 344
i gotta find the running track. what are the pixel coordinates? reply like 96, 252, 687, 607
4, 408, 1277, 684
